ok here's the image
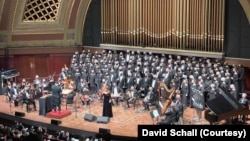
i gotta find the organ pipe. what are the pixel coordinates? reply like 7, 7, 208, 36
101, 0, 225, 52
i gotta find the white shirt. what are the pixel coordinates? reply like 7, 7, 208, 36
114, 87, 119, 96
152, 80, 156, 87
25, 91, 30, 99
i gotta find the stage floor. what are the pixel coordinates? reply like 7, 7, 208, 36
0, 95, 249, 138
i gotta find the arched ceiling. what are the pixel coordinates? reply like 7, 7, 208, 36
0, 0, 92, 48
239, 0, 250, 24
0, 0, 249, 48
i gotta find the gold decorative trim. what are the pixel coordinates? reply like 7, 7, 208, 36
100, 44, 224, 58
239, 0, 250, 24
12, 0, 69, 32
75, 0, 92, 45
22, 0, 62, 22
0, 0, 5, 21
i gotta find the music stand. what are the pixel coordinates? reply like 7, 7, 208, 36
189, 88, 204, 125
9, 98, 12, 113
150, 108, 161, 124
135, 94, 144, 113
71, 97, 78, 118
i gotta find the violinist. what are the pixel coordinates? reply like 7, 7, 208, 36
20, 79, 27, 89
9, 82, 20, 106
33, 74, 41, 89
34, 84, 43, 99
59, 67, 68, 80
66, 80, 77, 105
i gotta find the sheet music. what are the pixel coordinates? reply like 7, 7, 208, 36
152, 110, 160, 117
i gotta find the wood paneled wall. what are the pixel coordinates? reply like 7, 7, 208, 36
0, 47, 81, 83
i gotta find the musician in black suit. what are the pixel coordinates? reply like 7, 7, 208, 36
51, 81, 62, 112
142, 87, 155, 111
239, 93, 249, 122
117, 72, 126, 93
151, 74, 159, 95
111, 82, 122, 105
141, 73, 151, 96
110, 68, 118, 90
9, 82, 20, 106
125, 86, 137, 108
126, 72, 134, 91
157, 94, 184, 125
237, 64, 245, 93
22, 86, 37, 112
180, 78, 189, 108
88, 69, 96, 92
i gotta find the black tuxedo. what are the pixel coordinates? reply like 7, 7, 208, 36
117, 75, 126, 92
51, 84, 62, 111
151, 79, 159, 94
239, 98, 248, 107
134, 77, 143, 91
126, 77, 134, 90
23, 90, 37, 112
142, 77, 151, 91
143, 91, 155, 111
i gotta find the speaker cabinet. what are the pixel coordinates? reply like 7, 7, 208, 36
15, 111, 25, 117
83, 114, 96, 122
96, 116, 109, 123
99, 128, 110, 134
51, 119, 61, 125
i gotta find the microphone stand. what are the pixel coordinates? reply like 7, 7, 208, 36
74, 98, 78, 118
9, 99, 12, 113
72, 92, 79, 118
135, 94, 143, 113
88, 99, 91, 114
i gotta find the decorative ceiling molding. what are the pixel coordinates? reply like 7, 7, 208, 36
0, 0, 5, 22
74, 0, 92, 45
239, 0, 250, 24
0, 0, 101, 47
12, 0, 69, 32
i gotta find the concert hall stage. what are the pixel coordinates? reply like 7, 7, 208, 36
0, 95, 248, 139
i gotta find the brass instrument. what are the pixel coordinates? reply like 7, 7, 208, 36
158, 81, 175, 114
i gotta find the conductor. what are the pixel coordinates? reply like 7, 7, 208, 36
52, 81, 62, 112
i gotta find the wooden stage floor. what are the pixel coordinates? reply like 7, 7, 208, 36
0, 95, 249, 138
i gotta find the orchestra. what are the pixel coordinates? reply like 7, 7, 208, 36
1, 49, 249, 126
